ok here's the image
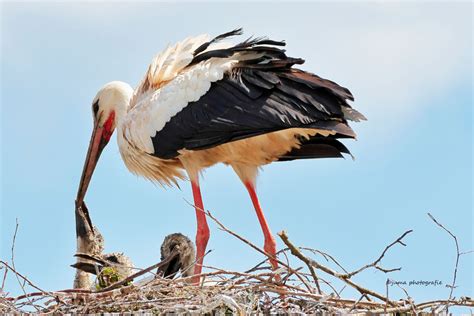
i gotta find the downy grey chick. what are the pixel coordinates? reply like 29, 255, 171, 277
158, 233, 195, 278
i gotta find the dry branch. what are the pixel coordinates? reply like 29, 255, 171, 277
427, 212, 473, 313
278, 230, 395, 306
342, 230, 413, 278
276, 232, 323, 293
427, 213, 459, 301
97, 249, 179, 292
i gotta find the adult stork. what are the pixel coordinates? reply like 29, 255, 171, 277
76, 28, 365, 280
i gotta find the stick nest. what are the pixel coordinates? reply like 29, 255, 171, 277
1, 212, 473, 314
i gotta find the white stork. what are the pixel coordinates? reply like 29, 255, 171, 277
76, 28, 365, 281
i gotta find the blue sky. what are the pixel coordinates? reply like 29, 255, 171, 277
1, 1, 472, 304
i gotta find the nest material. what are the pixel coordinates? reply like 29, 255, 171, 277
1, 265, 473, 315
1, 212, 473, 314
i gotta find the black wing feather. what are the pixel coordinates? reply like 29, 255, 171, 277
151, 30, 364, 160
193, 28, 243, 56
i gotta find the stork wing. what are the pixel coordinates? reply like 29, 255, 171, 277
125, 30, 365, 159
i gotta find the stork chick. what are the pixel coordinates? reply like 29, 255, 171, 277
73, 203, 104, 289
73, 202, 133, 289
73, 252, 134, 290
158, 233, 196, 278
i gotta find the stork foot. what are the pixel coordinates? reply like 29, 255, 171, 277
264, 235, 281, 282
264, 236, 278, 270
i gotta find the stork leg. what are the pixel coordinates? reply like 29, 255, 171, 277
244, 181, 279, 272
190, 177, 209, 283
232, 164, 279, 274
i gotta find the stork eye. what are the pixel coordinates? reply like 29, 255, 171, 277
92, 99, 100, 117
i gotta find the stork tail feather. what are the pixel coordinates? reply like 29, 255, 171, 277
279, 136, 353, 161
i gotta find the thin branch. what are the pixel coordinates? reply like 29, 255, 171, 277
277, 231, 321, 294
1, 265, 8, 292
427, 212, 463, 311
348, 294, 366, 313
342, 230, 413, 279
301, 247, 349, 274
0, 261, 49, 297
278, 230, 395, 306
178, 249, 212, 279
97, 249, 180, 292
235, 248, 289, 278
10, 219, 41, 312
337, 285, 346, 297
459, 250, 474, 256
389, 278, 416, 314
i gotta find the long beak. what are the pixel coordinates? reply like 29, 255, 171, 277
76, 120, 108, 233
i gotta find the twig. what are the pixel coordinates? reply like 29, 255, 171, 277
1, 265, 8, 292
427, 213, 457, 300
427, 212, 469, 313
348, 294, 366, 313
178, 249, 212, 279
369, 298, 474, 313
0, 261, 49, 297
10, 288, 92, 301
301, 247, 349, 274
278, 230, 395, 306
9, 219, 41, 312
238, 248, 289, 277
336, 285, 346, 297
342, 230, 413, 278
98, 249, 180, 292
389, 278, 416, 314
298, 272, 338, 296
276, 231, 321, 294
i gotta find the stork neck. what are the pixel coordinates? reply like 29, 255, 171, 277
114, 104, 128, 126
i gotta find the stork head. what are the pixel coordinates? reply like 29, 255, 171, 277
76, 81, 133, 209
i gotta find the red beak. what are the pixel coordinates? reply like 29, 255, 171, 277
76, 114, 114, 232
76, 120, 108, 205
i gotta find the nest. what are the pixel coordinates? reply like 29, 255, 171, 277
1, 263, 473, 314
1, 212, 473, 314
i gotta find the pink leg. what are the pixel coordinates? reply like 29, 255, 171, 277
244, 182, 279, 272
191, 180, 209, 283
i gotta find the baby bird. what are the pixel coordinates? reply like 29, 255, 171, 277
158, 233, 196, 278
73, 202, 133, 289
73, 252, 134, 290
73, 202, 105, 289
